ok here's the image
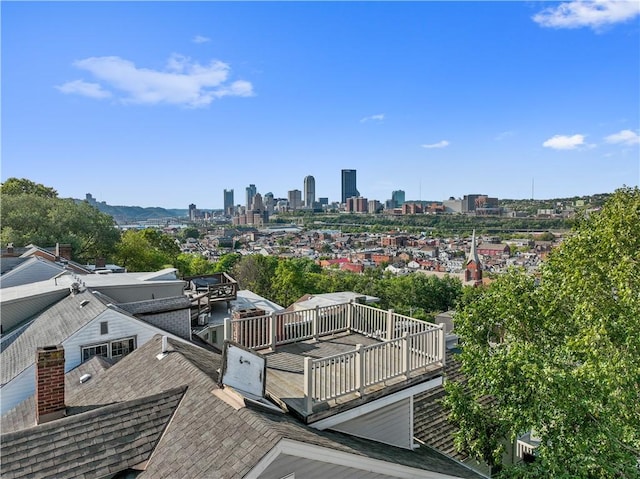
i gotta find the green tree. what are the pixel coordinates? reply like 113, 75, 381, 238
175, 253, 216, 277
1, 179, 120, 263
231, 255, 279, 298
1, 177, 58, 198
114, 229, 179, 272
444, 187, 640, 478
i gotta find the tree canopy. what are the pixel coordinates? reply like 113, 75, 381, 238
445, 187, 640, 478
1, 178, 120, 263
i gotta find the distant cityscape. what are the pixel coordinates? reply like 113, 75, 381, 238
83, 167, 606, 227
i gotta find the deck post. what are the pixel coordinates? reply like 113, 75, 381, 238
270, 312, 277, 351
304, 357, 313, 415
224, 317, 231, 342
313, 305, 319, 341
387, 309, 394, 341
439, 324, 446, 366
403, 331, 410, 378
347, 299, 353, 332
355, 344, 364, 397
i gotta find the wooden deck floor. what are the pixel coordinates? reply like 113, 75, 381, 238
263, 331, 443, 423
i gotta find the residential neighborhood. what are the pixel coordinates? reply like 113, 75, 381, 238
1, 241, 497, 478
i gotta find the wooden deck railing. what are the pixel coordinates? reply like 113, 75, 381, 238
224, 300, 445, 413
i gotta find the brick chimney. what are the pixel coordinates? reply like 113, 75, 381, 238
55, 243, 72, 261
36, 345, 66, 424
95, 257, 106, 269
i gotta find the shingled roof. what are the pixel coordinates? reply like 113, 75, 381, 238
1, 336, 485, 478
1, 387, 186, 479
414, 352, 468, 462
0, 290, 109, 385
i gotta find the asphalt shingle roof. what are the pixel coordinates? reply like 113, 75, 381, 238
1, 336, 485, 478
1, 290, 109, 385
0, 386, 186, 479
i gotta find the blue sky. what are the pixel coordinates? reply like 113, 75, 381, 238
2, 1, 639, 209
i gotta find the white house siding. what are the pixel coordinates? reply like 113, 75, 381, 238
329, 397, 413, 449
0, 366, 35, 416
63, 309, 177, 368
0, 309, 181, 415
257, 454, 405, 479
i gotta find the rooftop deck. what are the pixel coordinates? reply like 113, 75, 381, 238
224, 301, 446, 423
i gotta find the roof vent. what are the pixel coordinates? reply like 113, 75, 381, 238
80, 374, 92, 384
156, 336, 169, 360
79, 300, 90, 308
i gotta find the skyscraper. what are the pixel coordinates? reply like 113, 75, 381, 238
223, 189, 234, 216
288, 189, 302, 210
341, 169, 359, 203
246, 184, 257, 210
391, 190, 405, 208
304, 175, 315, 208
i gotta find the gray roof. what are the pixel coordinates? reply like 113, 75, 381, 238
1, 335, 484, 478
114, 295, 192, 315
0, 257, 28, 275
414, 353, 469, 462
1, 355, 114, 434
1, 289, 110, 385
1, 386, 186, 479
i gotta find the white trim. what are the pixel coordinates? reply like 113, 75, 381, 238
244, 438, 472, 479
310, 377, 442, 430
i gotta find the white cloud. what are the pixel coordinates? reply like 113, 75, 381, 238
55, 79, 112, 99
533, 0, 640, 30
61, 54, 253, 108
193, 35, 211, 44
604, 129, 640, 145
421, 140, 450, 149
360, 114, 385, 123
542, 134, 586, 150
495, 130, 515, 141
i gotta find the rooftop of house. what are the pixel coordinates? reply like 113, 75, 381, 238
1, 335, 485, 479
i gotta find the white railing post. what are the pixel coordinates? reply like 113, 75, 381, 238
313, 305, 319, 341
270, 312, 277, 351
224, 317, 231, 342
387, 309, 394, 341
439, 324, 446, 366
403, 331, 410, 378
355, 344, 364, 397
347, 299, 354, 332
304, 357, 313, 414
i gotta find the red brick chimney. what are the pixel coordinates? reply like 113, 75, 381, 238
36, 345, 66, 424
95, 257, 106, 268
55, 243, 72, 261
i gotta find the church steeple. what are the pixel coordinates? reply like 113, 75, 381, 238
467, 229, 480, 266
465, 229, 482, 285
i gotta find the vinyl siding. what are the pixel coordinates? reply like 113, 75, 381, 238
329, 397, 413, 449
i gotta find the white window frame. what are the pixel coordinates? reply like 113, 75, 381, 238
81, 336, 137, 362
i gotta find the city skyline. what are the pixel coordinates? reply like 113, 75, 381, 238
2, 1, 639, 209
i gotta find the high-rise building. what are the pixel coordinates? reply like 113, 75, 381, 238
223, 189, 234, 216
188, 203, 197, 221
288, 189, 302, 210
391, 190, 405, 208
264, 192, 275, 214
246, 184, 257, 210
341, 169, 359, 203
304, 175, 315, 208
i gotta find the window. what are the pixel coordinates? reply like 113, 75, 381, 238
100, 321, 108, 335
81, 336, 137, 362
111, 338, 135, 359
82, 343, 108, 362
